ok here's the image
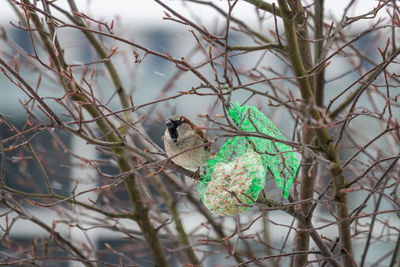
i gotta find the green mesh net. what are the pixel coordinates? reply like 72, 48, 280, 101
198, 103, 299, 216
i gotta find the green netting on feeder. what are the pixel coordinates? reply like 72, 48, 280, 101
228, 103, 299, 198
198, 136, 267, 216
198, 102, 299, 216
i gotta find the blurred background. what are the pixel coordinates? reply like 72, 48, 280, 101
0, 1, 398, 266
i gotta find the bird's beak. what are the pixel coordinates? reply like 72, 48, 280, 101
165, 119, 178, 142
165, 120, 174, 129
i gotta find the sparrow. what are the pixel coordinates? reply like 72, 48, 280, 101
162, 115, 211, 170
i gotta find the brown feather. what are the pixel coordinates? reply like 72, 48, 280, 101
180, 116, 210, 151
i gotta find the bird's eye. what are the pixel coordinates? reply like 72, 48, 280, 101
175, 117, 184, 126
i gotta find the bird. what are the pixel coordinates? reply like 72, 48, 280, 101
162, 115, 211, 171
